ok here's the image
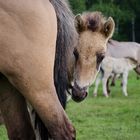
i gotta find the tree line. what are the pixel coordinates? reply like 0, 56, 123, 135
69, 0, 140, 43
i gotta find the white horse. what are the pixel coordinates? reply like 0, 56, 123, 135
93, 56, 137, 97
107, 39, 140, 64
107, 39, 140, 86
107, 39, 140, 74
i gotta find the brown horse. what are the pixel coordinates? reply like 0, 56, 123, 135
0, 0, 115, 139
0, 0, 76, 139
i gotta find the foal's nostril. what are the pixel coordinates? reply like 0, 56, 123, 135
71, 84, 88, 102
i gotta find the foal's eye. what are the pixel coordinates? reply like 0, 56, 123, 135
96, 53, 105, 64
73, 49, 79, 61
96, 53, 105, 69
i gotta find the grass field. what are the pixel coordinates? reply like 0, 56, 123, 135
0, 71, 140, 140
67, 71, 140, 140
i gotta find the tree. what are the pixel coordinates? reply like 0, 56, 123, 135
69, 0, 86, 14
85, 0, 94, 10
69, 0, 140, 42
89, 1, 135, 40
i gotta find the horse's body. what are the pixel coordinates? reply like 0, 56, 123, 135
0, 0, 75, 139
93, 56, 137, 97
106, 39, 140, 88
107, 39, 140, 73
0, 0, 115, 139
107, 40, 140, 62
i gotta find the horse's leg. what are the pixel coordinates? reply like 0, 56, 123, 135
136, 74, 140, 80
136, 74, 138, 80
93, 72, 102, 97
0, 75, 35, 140
24, 86, 75, 140
119, 74, 123, 87
107, 76, 112, 94
102, 73, 110, 97
122, 72, 128, 96
110, 73, 117, 86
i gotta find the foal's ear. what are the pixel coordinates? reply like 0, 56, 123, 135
74, 14, 84, 33
103, 17, 115, 39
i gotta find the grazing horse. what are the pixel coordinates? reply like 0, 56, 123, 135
0, 0, 115, 139
93, 56, 137, 97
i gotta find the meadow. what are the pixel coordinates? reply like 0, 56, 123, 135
67, 71, 140, 140
0, 71, 140, 140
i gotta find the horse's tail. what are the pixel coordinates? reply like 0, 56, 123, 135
34, 0, 78, 139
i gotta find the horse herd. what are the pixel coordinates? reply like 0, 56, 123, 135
94, 39, 140, 97
0, 0, 139, 140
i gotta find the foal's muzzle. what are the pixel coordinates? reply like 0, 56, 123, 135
71, 82, 88, 102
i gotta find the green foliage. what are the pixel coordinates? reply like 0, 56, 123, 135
69, 0, 86, 14
85, 1, 135, 41
69, 0, 140, 42
89, 3, 134, 22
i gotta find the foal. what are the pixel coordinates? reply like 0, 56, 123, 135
93, 56, 137, 97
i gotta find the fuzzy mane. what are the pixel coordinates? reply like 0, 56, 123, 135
34, 0, 78, 139
53, 0, 78, 109
81, 12, 106, 32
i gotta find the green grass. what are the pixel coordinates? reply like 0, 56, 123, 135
0, 71, 140, 140
66, 71, 140, 140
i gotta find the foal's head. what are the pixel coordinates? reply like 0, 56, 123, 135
71, 12, 115, 102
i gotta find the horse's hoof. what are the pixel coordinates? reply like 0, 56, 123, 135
93, 93, 97, 97
103, 93, 109, 98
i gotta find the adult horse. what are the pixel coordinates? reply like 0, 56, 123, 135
0, 0, 115, 139
0, 0, 76, 139
107, 39, 140, 74
106, 39, 140, 92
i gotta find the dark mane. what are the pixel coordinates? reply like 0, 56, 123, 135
82, 12, 106, 32
34, 0, 78, 139
53, 0, 78, 109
